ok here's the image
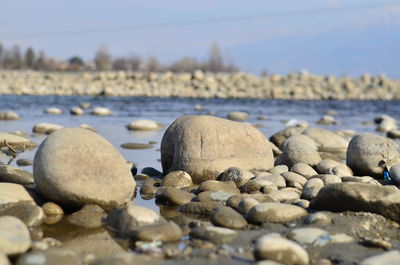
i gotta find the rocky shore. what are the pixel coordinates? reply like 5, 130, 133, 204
1, 70, 400, 100
0, 107, 399, 265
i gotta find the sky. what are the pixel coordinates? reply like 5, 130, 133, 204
1, 0, 399, 77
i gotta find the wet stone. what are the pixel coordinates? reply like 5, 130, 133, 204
0, 201, 44, 227
16, 248, 81, 265
68, 204, 106, 229
92, 252, 159, 265
155, 187, 195, 205
131, 221, 183, 242
31, 237, 62, 251
190, 226, 237, 244
211, 206, 247, 229
141, 167, 162, 177
0, 165, 34, 185
41, 202, 64, 216
247, 203, 308, 224
179, 201, 220, 216
120, 142, 153, 150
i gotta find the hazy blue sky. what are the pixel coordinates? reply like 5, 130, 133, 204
1, 0, 399, 76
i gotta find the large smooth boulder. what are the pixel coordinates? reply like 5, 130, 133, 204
33, 128, 136, 210
346, 134, 399, 177
310, 182, 400, 221
161, 116, 274, 183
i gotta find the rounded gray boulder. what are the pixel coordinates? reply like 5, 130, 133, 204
161, 115, 274, 183
346, 133, 399, 177
33, 128, 136, 210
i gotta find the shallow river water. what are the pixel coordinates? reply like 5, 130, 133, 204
1, 95, 400, 213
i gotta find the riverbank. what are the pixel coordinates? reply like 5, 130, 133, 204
1, 70, 399, 100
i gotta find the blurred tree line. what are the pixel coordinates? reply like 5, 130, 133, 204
0, 42, 239, 73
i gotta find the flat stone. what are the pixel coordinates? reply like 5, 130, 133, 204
247, 203, 308, 224
126, 119, 161, 131
0, 201, 44, 227
68, 204, 106, 229
198, 180, 240, 194
254, 233, 309, 265
16, 159, 33, 167
227, 111, 249, 121
155, 187, 195, 205
288, 228, 330, 246
0, 216, 31, 255
132, 221, 183, 242
310, 182, 400, 221
196, 191, 232, 203
211, 206, 247, 229
120, 143, 153, 150
92, 253, 158, 265
179, 201, 220, 216
190, 226, 237, 244
0, 132, 36, 150
266, 190, 299, 203
361, 250, 400, 265
0, 183, 33, 205
107, 204, 166, 237
0, 165, 33, 185
32, 122, 63, 134
16, 248, 81, 265
90, 107, 112, 116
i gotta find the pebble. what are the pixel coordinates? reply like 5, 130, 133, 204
68, 204, 106, 229
210, 206, 247, 229
329, 233, 354, 243
268, 165, 289, 175
304, 212, 332, 225
0, 165, 34, 185
257, 174, 286, 188
16, 248, 81, 265
0, 201, 44, 227
301, 178, 324, 200
281, 172, 307, 187
41, 202, 64, 216
254, 233, 309, 265
359, 236, 392, 250
247, 203, 308, 224
0, 216, 31, 255
217, 167, 254, 188
266, 190, 299, 203
0, 183, 34, 205
80, 102, 91, 109
198, 180, 240, 194
126, 119, 161, 130
31, 237, 62, 251
360, 250, 400, 265
196, 191, 232, 203
44, 107, 63, 115
16, 159, 33, 167
0, 111, 19, 120
227, 111, 249, 121
237, 197, 260, 215
132, 221, 183, 242
79, 123, 96, 131
120, 142, 153, 150
190, 226, 237, 244
32, 122, 63, 134
161, 170, 193, 188
90, 107, 112, 116
288, 227, 330, 246
317, 115, 337, 125
179, 201, 220, 216
155, 187, 195, 205
70, 106, 84, 115
107, 204, 166, 237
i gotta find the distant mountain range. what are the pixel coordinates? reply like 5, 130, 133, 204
230, 23, 400, 78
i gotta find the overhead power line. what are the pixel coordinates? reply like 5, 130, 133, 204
1, 1, 399, 40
